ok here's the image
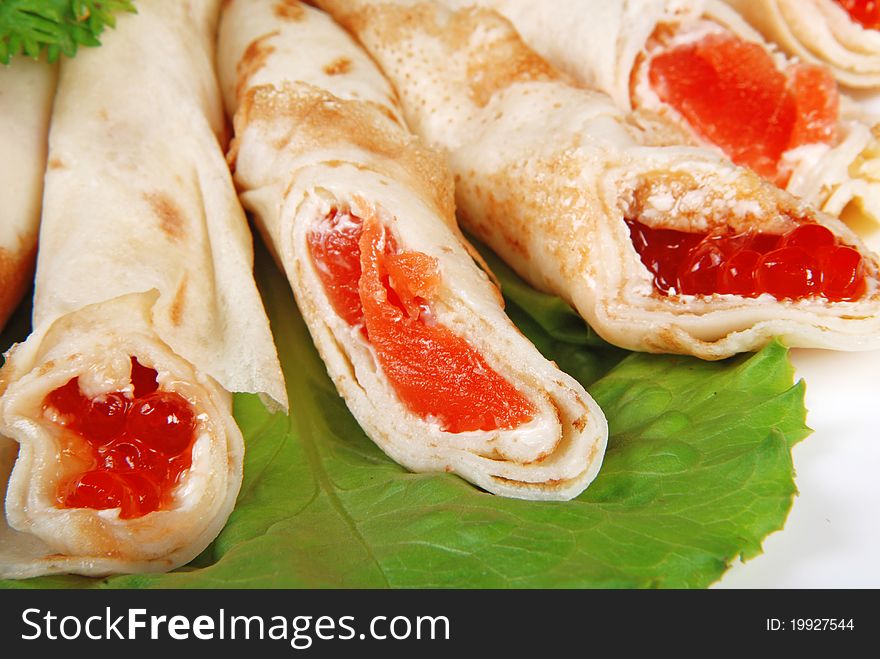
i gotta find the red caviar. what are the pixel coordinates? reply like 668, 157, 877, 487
46, 357, 197, 519
648, 30, 838, 183
627, 218, 867, 301
307, 209, 535, 433
836, 0, 880, 30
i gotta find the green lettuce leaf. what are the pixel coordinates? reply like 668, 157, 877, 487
0, 242, 808, 589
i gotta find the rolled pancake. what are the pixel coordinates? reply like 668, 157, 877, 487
218, 0, 607, 501
0, 0, 286, 579
313, 0, 880, 359
442, 0, 880, 227
0, 57, 57, 329
725, 0, 880, 89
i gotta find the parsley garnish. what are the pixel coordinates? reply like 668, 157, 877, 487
0, 0, 136, 64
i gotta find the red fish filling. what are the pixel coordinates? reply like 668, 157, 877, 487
45, 357, 197, 519
836, 0, 880, 30
627, 218, 867, 301
308, 209, 535, 433
647, 30, 839, 184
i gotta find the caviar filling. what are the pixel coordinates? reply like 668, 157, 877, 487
836, 0, 880, 30
307, 208, 535, 433
645, 25, 839, 185
627, 218, 867, 301
44, 357, 197, 519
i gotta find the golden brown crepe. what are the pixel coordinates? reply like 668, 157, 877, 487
0, 0, 286, 579
218, 0, 608, 501
313, 0, 880, 359
0, 57, 57, 329
443, 0, 880, 227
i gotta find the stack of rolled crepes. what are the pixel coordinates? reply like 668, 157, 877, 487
0, 0, 286, 578
0, 57, 56, 330
445, 0, 880, 226
312, 0, 880, 359
217, 0, 608, 501
725, 0, 880, 89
